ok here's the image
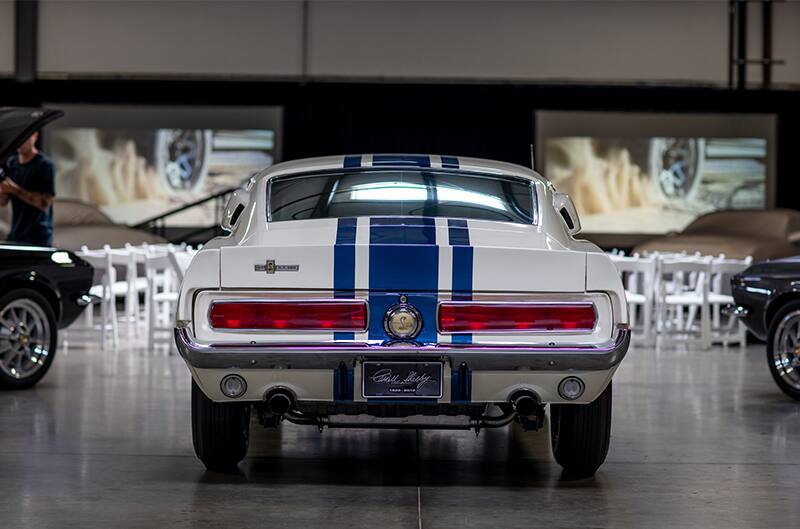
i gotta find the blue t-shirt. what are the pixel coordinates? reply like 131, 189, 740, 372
4, 153, 56, 246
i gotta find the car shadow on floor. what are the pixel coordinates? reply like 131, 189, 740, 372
194, 423, 605, 489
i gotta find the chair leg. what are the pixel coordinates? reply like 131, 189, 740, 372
109, 292, 119, 349
147, 294, 155, 351
144, 286, 152, 332
100, 285, 107, 351
738, 320, 747, 349
686, 305, 697, 332
701, 301, 711, 350
125, 289, 135, 328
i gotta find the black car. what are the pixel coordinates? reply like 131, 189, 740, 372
732, 257, 800, 400
0, 245, 94, 388
1, 107, 94, 389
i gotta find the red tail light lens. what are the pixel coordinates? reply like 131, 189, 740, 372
438, 302, 596, 333
209, 300, 367, 331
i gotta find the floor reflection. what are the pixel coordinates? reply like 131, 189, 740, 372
1, 337, 799, 528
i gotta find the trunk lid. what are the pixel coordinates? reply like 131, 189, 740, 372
219, 217, 586, 293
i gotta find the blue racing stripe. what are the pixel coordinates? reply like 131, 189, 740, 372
334, 218, 357, 340
448, 219, 473, 345
343, 155, 362, 168
372, 155, 431, 168
368, 217, 438, 343
370, 216, 436, 245
441, 155, 459, 169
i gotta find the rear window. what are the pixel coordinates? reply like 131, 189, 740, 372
268, 169, 537, 224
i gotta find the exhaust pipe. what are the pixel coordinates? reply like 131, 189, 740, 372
265, 388, 294, 416
510, 389, 540, 418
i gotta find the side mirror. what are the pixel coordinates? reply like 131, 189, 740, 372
553, 192, 581, 236
221, 190, 248, 232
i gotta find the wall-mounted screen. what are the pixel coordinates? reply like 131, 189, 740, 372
44, 105, 282, 226
536, 111, 775, 235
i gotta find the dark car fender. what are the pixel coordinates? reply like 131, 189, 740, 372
733, 262, 800, 341
0, 248, 95, 329
0, 270, 65, 322
764, 282, 800, 334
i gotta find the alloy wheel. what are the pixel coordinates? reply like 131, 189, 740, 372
0, 299, 52, 380
773, 310, 800, 391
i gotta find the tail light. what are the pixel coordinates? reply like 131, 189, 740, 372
209, 300, 367, 331
437, 302, 596, 333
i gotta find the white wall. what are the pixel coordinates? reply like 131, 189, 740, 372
31, 0, 800, 86
308, 0, 729, 83
0, 0, 14, 76
38, 0, 304, 76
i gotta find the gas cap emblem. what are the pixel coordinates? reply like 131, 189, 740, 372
384, 304, 422, 340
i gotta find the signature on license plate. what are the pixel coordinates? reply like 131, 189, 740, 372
362, 362, 443, 398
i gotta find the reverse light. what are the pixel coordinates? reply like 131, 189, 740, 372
220, 374, 247, 398
558, 377, 585, 400
209, 300, 367, 331
437, 302, 596, 333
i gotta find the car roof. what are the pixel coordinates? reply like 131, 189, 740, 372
260, 154, 547, 183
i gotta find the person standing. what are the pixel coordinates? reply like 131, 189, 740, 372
0, 131, 56, 246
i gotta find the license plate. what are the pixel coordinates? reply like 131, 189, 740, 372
362, 361, 443, 399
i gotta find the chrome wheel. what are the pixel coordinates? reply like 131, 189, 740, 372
0, 299, 52, 380
772, 310, 800, 391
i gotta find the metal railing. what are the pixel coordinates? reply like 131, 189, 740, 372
133, 187, 238, 243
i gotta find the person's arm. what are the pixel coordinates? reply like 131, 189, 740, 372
0, 178, 52, 212
0, 168, 8, 206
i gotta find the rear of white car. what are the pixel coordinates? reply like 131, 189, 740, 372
175, 154, 629, 476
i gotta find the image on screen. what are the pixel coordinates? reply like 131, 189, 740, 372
537, 111, 774, 235
544, 136, 767, 234
42, 105, 281, 226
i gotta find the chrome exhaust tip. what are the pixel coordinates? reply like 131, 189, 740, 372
265, 388, 294, 416
509, 389, 540, 417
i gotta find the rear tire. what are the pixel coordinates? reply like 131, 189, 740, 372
550, 381, 612, 478
191, 380, 251, 472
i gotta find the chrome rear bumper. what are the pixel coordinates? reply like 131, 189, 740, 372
174, 323, 630, 371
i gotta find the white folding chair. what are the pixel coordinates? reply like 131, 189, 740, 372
72, 248, 119, 349
103, 245, 149, 331
145, 252, 180, 350
710, 255, 753, 346
610, 254, 657, 342
657, 256, 712, 349
124, 244, 155, 329
168, 247, 194, 283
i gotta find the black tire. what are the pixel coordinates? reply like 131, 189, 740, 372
0, 289, 58, 390
191, 379, 251, 472
766, 301, 800, 401
550, 381, 612, 478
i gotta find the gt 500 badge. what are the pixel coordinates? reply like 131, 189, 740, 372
254, 260, 300, 274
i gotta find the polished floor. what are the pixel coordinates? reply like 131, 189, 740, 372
2, 336, 800, 529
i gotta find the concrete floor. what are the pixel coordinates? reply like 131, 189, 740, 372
2, 338, 800, 529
